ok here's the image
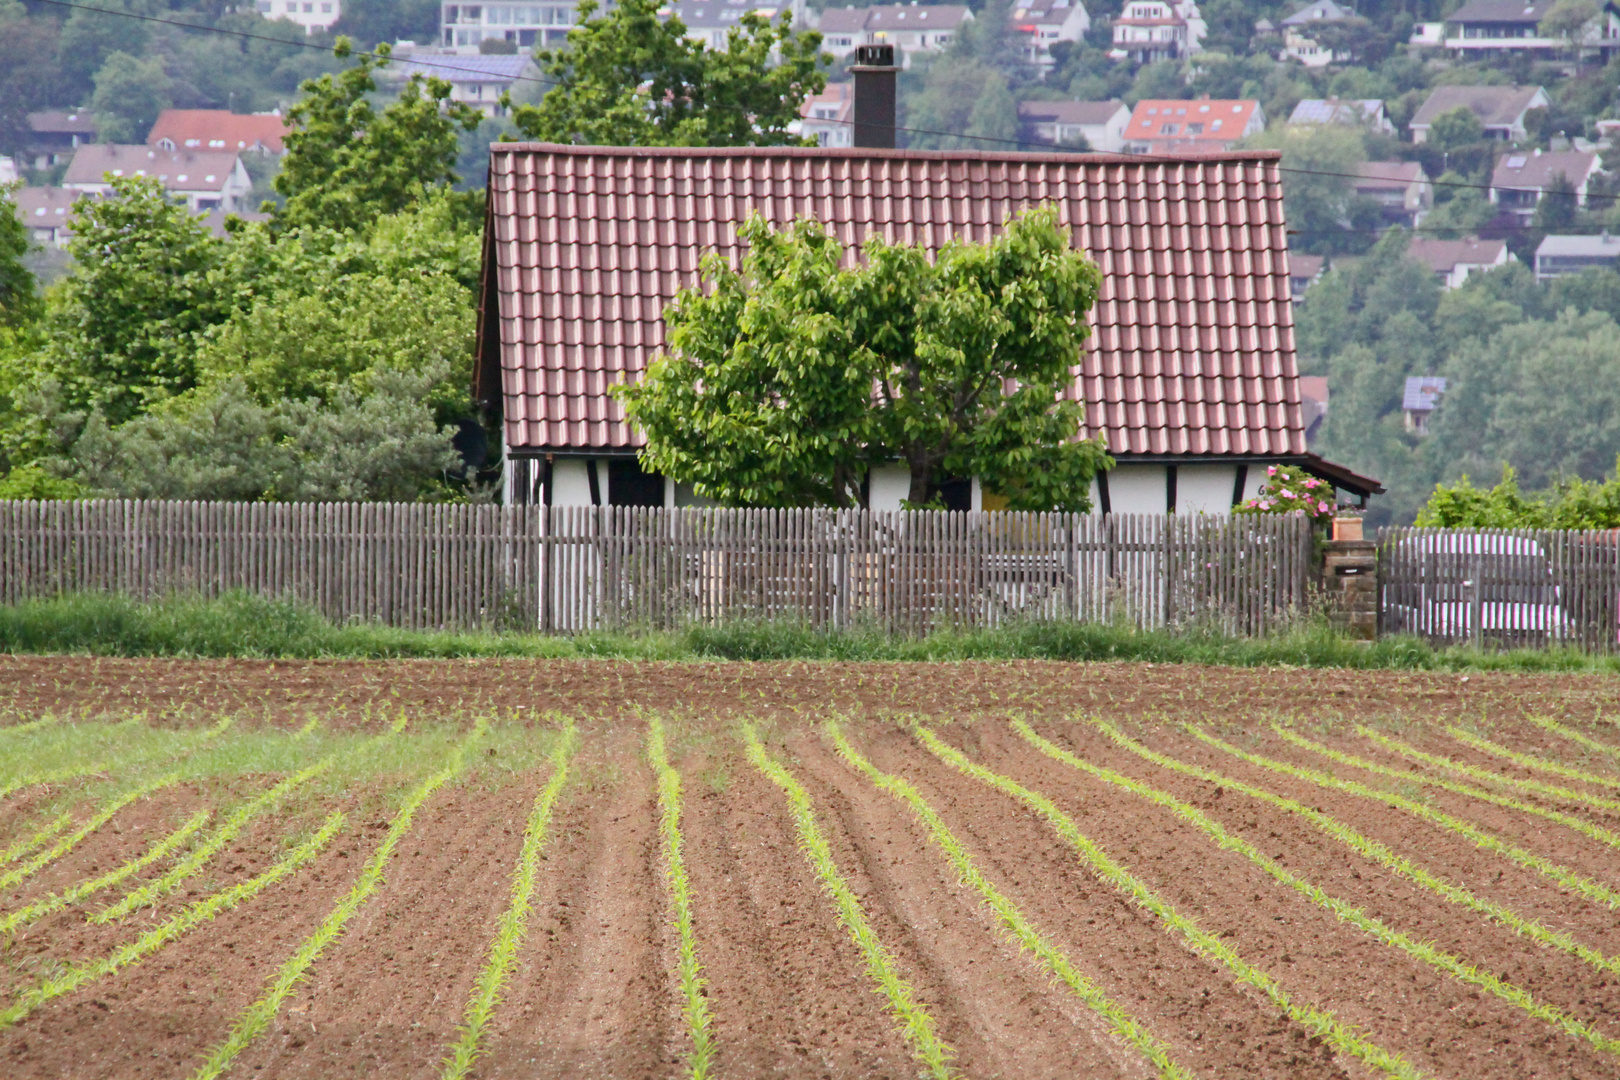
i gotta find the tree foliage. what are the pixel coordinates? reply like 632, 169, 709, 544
0, 183, 36, 330
90, 51, 172, 143
273, 39, 482, 233
509, 0, 825, 147
619, 206, 1111, 511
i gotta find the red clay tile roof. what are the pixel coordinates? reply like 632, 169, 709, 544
482, 144, 1307, 460
147, 109, 289, 154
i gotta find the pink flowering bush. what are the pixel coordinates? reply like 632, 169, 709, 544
1234, 464, 1340, 525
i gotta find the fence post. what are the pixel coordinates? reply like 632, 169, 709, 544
1321, 530, 1378, 641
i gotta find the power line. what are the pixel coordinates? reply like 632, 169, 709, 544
18, 0, 1606, 207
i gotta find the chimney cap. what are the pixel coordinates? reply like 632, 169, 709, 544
851, 43, 897, 68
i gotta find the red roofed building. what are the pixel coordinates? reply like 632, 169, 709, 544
147, 109, 290, 155
1123, 100, 1264, 154
477, 144, 1380, 512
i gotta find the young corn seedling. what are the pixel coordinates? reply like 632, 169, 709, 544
1444, 726, 1620, 795
440, 721, 578, 1080
1532, 716, 1620, 763
829, 721, 1193, 1080
918, 725, 1429, 1080
646, 717, 716, 1080
1196, 727, 1620, 910
191, 719, 488, 1080
1095, 720, 1620, 980
743, 723, 955, 1080
1014, 721, 1620, 1061
0, 772, 184, 894
0, 810, 345, 1029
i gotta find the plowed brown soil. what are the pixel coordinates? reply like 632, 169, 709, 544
4, 658, 1620, 1078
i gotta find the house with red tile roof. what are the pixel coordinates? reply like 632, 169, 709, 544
147, 109, 290, 155
477, 144, 1381, 513
1122, 100, 1264, 154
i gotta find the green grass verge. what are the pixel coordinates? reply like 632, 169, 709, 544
1198, 727, 1620, 909
917, 726, 1428, 1080
190, 720, 487, 1080
0, 810, 344, 1029
8, 590, 1620, 672
828, 721, 1193, 1080
742, 723, 955, 1080
0, 762, 111, 803
0, 809, 211, 936
1095, 720, 1620, 980
1014, 721, 1620, 1059
440, 722, 577, 1080
647, 717, 716, 1080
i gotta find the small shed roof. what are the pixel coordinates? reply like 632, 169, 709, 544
1403, 376, 1447, 411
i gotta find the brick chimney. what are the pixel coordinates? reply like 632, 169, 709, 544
850, 44, 899, 149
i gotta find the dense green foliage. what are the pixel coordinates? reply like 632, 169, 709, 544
509, 0, 825, 146
620, 206, 1111, 510
0, 183, 36, 330
1416, 464, 1620, 527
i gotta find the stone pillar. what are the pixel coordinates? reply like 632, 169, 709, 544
1321, 538, 1378, 640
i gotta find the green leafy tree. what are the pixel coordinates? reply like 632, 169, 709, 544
273, 39, 482, 234
509, 0, 825, 147
46, 176, 231, 426
0, 3, 63, 158
0, 183, 37, 330
331, 0, 441, 53
907, 60, 1017, 150
55, 0, 157, 104
1538, 0, 1599, 58
90, 51, 172, 143
1243, 124, 1374, 255
1426, 105, 1485, 151
618, 206, 1112, 510
1532, 170, 1580, 231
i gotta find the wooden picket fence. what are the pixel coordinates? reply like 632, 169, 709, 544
0, 500, 1315, 636
1379, 526, 1620, 652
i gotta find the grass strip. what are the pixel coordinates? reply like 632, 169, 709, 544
0, 773, 183, 894
1015, 721, 1620, 1059
190, 720, 487, 1080
1096, 721, 1620, 980
0, 715, 65, 741
829, 722, 1193, 1080
742, 723, 955, 1080
0, 813, 71, 867
0, 809, 211, 936
647, 717, 716, 1080
917, 725, 1428, 1080
440, 722, 577, 1080
1347, 731, 1620, 822
0, 810, 344, 1029
93, 719, 405, 924
1445, 726, 1620, 792
1198, 728, 1620, 910
1533, 717, 1620, 762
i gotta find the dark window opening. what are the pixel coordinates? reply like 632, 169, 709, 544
937, 477, 972, 512
609, 458, 665, 507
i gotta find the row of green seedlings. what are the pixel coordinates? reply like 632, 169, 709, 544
645, 718, 717, 1080
1000, 721, 1620, 1060
1092, 720, 1620, 982
1193, 727, 1620, 910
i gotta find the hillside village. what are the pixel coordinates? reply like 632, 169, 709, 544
5, 0, 1620, 524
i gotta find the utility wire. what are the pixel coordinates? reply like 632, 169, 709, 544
19, 0, 1616, 208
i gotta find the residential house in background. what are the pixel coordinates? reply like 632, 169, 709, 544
1408, 21, 1444, 47
442, 1, 575, 49
1403, 376, 1446, 435
814, 4, 972, 66
671, 0, 802, 49
147, 109, 289, 155
1409, 85, 1550, 143
798, 83, 853, 147
255, 0, 341, 32
1278, 0, 1355, 66
62, 145, 252, 213
1442, 0, 1620, 59
1490, 148, 1603, 223
1288, 253, 1325, 300
11, 187, 78, 248
25, 110, 95, 170
1123, 99, 1263, 153
1408, 236, 1512, 289
479, 144, 1380, 514
1017, 100, 1130, 151
1353, 161, 1432, 226
1298, 375, 1329, 442
1110, 0, 1206, 62
1010, 0, 1091, 74
1289, 97, 1395, 133
1534, 233, 1620, 280
386, 52, 539, 116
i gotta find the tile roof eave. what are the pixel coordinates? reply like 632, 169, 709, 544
488, 142, 1285, 166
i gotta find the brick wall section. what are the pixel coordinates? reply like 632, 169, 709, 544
1321, 538, 1377, 640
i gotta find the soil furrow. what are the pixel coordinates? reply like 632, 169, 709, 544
955, 720, 1619, 1079
476, 732, 671, 1080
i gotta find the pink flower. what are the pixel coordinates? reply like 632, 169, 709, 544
1259, 500, 1272, 510
1267, 466, 1277, 476
1317, 501, 1330, 513
1278, 489, 1293, 499
1304, 479, 1318, 489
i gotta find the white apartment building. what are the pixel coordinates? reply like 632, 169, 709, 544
441, 0, 804, 52
256, 0, 341, 33
1110, 0, 1204, 62
815, 3, 973, 66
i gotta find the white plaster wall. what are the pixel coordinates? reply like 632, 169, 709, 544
1106, 465, 1167, 515
1239, 464, 1268, 503
551, 458, 594, 506
1176, 464, 1237, 515
868, 464, 911, 511
969, 476, 984, 512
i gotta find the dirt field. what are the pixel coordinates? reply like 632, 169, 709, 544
2, 657, 1620, 1079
